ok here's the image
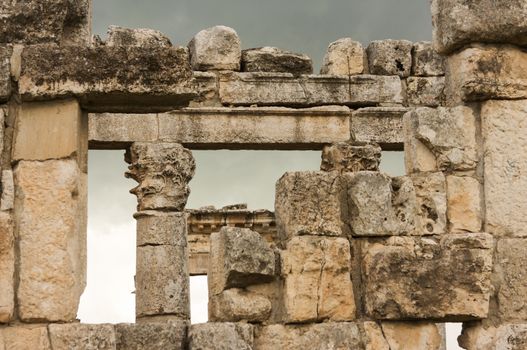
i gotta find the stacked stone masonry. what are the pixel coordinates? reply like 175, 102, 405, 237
0, 0, 525, 349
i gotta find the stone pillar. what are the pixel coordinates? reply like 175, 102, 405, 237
125, 142, 195, 322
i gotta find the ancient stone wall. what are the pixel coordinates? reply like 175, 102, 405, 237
0, 0, 525, 349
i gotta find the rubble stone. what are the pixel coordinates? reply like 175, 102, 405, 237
188, 26, 241, 71
411, 42, 444, 76
351, 107, 407, 148
114, 321, 188, 350
367, 40, 413, 77
446, 176, 482, 233
320, 38, 364, 75
209, 288, 272, 323
406, 76, 445, 107
242, 47, 312, 75
0, 212, 14, 323
321, 142, 381, 173
189, 323, 254, 350
459, 323, 527, 350
1, 326, 51, 350
106, 25, 172, 47
411, 172, 447, 234
48, 324, 116, 350
0, 47, 11, 103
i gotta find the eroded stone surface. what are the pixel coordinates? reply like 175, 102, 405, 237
106, 25, 172, 47
321, 142, 381, 173
188, 26, 241, 71
1, 326, 51, 350
135, 211, 187, 246
114, 321, 188, 350
459, 323, 527, 350
381, 322, 444, 350
446, 175, 482, 233
242, 47, 312, 75
367, 40, 413, 77
189, 323, 254, 350
209, 288, 272, 323
0, 212, 14, 323
412, 42, 444, 76
406, 76, 445, 107
320, 38, 364, 75
48, 324, 116, 350
1, 170, 14, 211
0, 47, 11, 103
411, 172, 447, 235
351, 107, 406, 149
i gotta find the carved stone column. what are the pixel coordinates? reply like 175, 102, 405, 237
125, 142, 195, 322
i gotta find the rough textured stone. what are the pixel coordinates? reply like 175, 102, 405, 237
321, 142, 381, 173
445, 45, 527, 103
281, 236, 356, 322
275, 171, 348, 239
406, 76, 445, 107
0, 47, 11, 103
209, 227, 276, 296
114, 321, 188, 350
0, 212, 14, 323
125, 142, 195, 212
219, 72, 403, 106
482, 100, 527, 237
320, 38, 364, 75
431, 0, 527, 54
19, 45, 195, 111
89, 113, 158, 147
1, 170, 14, 211
254, 323, 362, 350
362, 322, 390, 350
189, 71, 219, 106
446, 176, 482, 233
411, 172, 447, 235
1, 326, 51, 350
209, 288, 272, 323
351, 107, 406, 149
459, 323, 527, 350
188, 26, 241, 71
15, 159, 86, 322
48, 324, 116, 350
189, 323, 254, 350
367, 40, 413, 77
362, 233, 493, 320
135, 211, 187, 246
106, 25, 172, 47
242, 47, 312, 75
411, 42, 444, 76
380, 322, 444, 350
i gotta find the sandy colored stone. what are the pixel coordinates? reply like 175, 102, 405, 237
209, 288, 272, 323
189, 71, 219, 106
367, 40, 413, 77
362, 322, 390, 350
15, 159, 86, 322
482, 100, 527, 237
275, 171, 348, 239
242, 47, 312, 75
411, 172, 447, 234
208, 227, 275, 296
189, 323, 254, 350
362, 233, 493, 320
106, 25, 172, 47
0, 212, 14, 323
114, 321, 188, 350
404, 112, 437, 173
431, 0, 527, 54
381, 322, 444, 350
411, 41, 444, 76
0, 47, 11, 103
1, 170, 14, 211
321, 142, 381, 173
459, 323, 527, 350
89, 113, 158, 147
281, 236, 355, 323
320, 38, 364, 75
1, 325, 51, 350
446, 175, 482, 233
188, 26, 241, 71
48, 324, 116, 350
406, 76, 445, 107
135, 211, 187, 247
351, 107, 406, 149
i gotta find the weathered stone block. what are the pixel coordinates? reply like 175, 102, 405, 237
48, 324, 116, 350
209, 288, 272, 323
0, 47, 11, 103
367, 40, 413, 77
1, 170, 14, 211
209, 227, 275, 296
406, 76, 445, 107
320, 38, 364, 75
15, 159, 86, 322
351, 107, 407, 149
89, 113, 158, 147
431, 0, 527, 54
411, 42, 444, 77
254, 323, 362, 350
281, 236, 356, 322
362, 233, 493, 320
380, 322, 444, 350
0, 213, 14, 323
275, 171, 348, 239
242, 47, 312, 75
189, 323, 254, 350
189, 71, 219, 106
446, 175, 482, 233
459, 323, 527, 350
482, 100, 527, 237
135, 211, 187, 247
219, 72, 403, 106
106, 25, 172, 47
321, 142, 381, 173
188, 26, 241, 71
411, 172, 447, 235
114, 321, 188, 350
1, 326, 51, 350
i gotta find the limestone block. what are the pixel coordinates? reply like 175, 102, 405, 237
431, 0, 527, 54
1, 170, 14, 211
367, 40, 413, 77
0, 212, 14, 323
219, 72, 403, 106
242, 47, 312, 75
411, 172, 447, 234
89, 113, 158, 147
404, 107, 478, 172
275, 171, 348, 239
209, 288, 272, 323
0, 0, 91, 45
125, 142, 195, 212
411, 42, 444, 76
188, 26, 241, 71
459, 323, 527, 350
106, 25, 172, 47
208, 227, 276, 296
114, 321, 188, 350
48, 324, 116, 350
189, 71, 219, 106
362, 322, 390, 350
406, 76, 445, 107
0, 47, 11, 103
189, 323, 254, 350
446, 176, 482, 233
1, 326, 51, 350
320, 142, 381, 173
253, 323, 362, 350
320, 38, 364, 75
136, 245, 189, 319
380, 322, 444, 350
482, 100, 527, 237
135, 211, 187, 247
19, 45, 195, 111
281, 236, 356, 322
362, 233, 493, 320
351, 107, 407, 149
15, 159, 86, 322
445, 45, 527, 103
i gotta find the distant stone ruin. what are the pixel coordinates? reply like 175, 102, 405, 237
0, 0, 526, 349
